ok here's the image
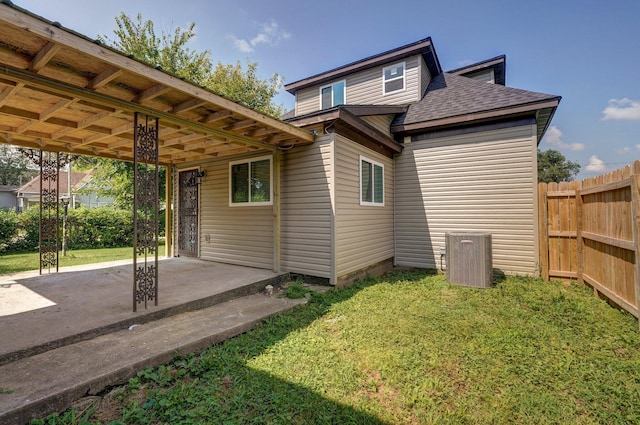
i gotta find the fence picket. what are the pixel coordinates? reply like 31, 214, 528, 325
539, 160, 640, 320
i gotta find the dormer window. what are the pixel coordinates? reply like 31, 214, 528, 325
383, 62, 405, 95
320, 80, 345, 109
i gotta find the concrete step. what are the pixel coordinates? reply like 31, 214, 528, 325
0, 261, 289, 366
0, 293, 306, 425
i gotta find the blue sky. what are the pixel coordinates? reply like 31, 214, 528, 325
16, 0, 640, 179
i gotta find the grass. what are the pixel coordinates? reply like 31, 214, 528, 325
32, 271, 640, 424
0, 245, 167, 275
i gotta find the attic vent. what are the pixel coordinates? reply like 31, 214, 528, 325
445, 233, 493, 288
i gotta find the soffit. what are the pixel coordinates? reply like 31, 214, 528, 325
0, 4, 314, 166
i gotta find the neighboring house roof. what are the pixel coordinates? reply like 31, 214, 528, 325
285, 37, 442, 94
391, 72, 561, 141
448, 55, 506, 86
17, 171, 92, 196
0, 185, 19, 192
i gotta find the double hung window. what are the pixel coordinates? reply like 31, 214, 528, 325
229, 156, 272, 206
320, 80, 346, 109
360, 156, 384, 206
382, 62, 405, 95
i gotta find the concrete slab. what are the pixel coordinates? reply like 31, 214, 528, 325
0, 258, 287, 364
0, 293, 306, 425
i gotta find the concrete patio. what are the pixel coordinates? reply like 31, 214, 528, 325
0, 258, 306, 424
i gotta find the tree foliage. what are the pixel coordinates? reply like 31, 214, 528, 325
0, 144, 36, 186
75, 157, 165, 210
100, 12, 285, 117
537, 149, 581, 183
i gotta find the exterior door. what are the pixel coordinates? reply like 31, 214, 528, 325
178, 169, 200, 257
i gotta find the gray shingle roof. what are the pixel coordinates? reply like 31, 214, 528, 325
393, 72, 560, 127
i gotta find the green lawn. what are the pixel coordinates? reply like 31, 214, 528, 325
0, 246, 166, 275
33, 271, 640, 424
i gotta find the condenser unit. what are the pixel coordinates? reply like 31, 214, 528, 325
445, 233, 493, 288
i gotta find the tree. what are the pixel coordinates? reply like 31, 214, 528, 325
537, 149, 581, 183
75, 156, 166, 210
100, 12, 285, 117
0, 144, 36, 186
88, 12, 288, 208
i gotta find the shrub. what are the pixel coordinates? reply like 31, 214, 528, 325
17, 206, 41, 249
67, 207, 133, 249
0, 209, 19, 247
1, 205, 168, 253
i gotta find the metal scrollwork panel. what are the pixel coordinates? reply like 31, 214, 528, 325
18, 149, 77, 275
178, 170, 199, 256
133, 113, 160, 312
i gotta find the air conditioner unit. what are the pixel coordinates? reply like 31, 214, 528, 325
445, 233, 493, 288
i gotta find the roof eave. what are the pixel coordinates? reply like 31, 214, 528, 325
287, 107, 402, 156
391, 98, 561, 134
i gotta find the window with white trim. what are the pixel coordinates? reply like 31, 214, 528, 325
229, 156, 272, 206
382, 62, 405, 95
320, 80, 346, 109
360, 156, 384, 206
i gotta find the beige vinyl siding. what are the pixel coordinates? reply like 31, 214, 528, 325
295, 55, 424, 116
394, 124, 538, 275
464, 69, 495, 84
361, 115, 395, 138
335, 135, 394, 278
197, 153, 274, 269
281, 135, 334, 278
420, 56, 432, 96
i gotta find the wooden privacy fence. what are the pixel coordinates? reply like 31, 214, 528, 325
538, 160, 640, 321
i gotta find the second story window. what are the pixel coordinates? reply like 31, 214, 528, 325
383, 62, 405, 95
320, 80, 345, 109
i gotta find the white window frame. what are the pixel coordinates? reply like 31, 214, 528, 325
382, 61, 406, 95
319, 80, 346, 109
229, 155, 273, 207
359, 155, 385, 206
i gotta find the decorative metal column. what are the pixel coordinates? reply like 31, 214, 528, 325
19, 149, 74, 274
177, 169, 201, 257
133, 113, 160, 312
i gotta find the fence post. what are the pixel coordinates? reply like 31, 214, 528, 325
631, 174, 640, 327
538, 182, 549, 280
576, 186, 584, 285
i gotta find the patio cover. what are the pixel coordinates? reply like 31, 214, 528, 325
0, 3, 314, 164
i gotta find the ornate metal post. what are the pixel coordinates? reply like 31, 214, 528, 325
19, 149, 74, 274
133, 113, 160, 312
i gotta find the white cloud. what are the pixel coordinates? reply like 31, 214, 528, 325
229, 36, 253, 53
542, 125, 585, 151
616, 147, 632, 155
229, 20, 291, 53
585, 155, 608, 173
456, 59, 474, 67
602, 98, 640, 120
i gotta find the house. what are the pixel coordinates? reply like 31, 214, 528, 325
0, 3, 559, 289
182, 38, 559, 286
16, 170, 113, 211
0, 185, 18, 211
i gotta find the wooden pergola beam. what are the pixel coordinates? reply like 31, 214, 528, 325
88, 67, 122, 90
28, 41, 61, 72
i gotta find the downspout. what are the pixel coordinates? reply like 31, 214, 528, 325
273, 149, 281, 272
